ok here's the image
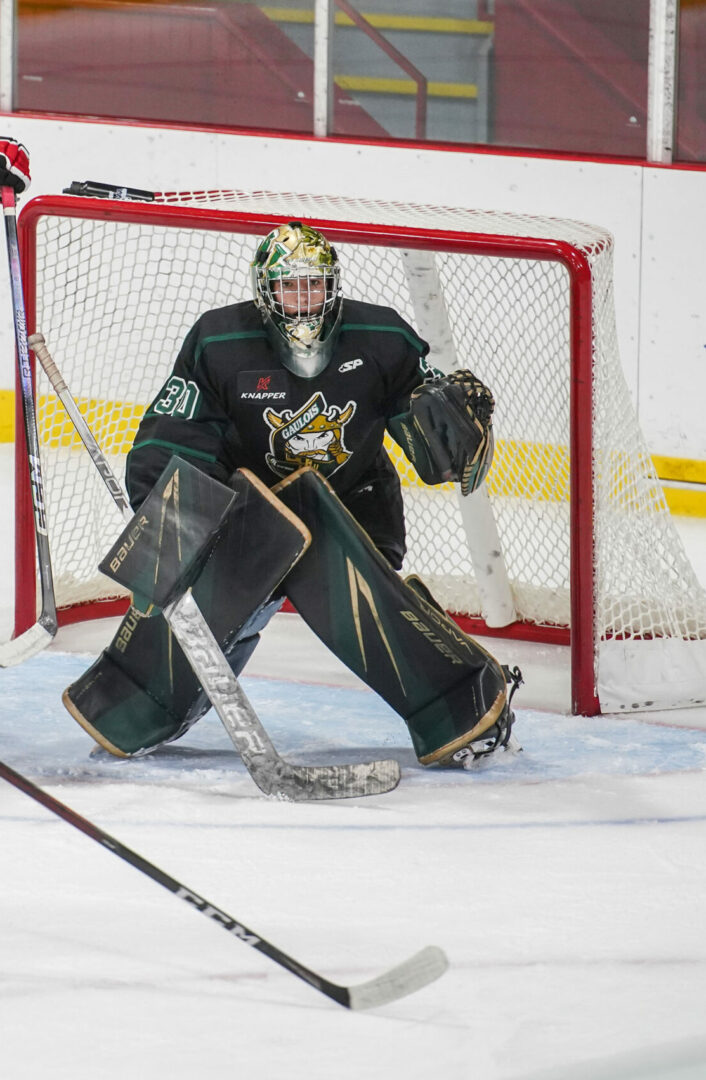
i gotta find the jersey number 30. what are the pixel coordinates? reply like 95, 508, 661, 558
153, 376, 200, 419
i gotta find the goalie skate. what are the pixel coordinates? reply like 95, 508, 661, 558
450, 665, 523, 766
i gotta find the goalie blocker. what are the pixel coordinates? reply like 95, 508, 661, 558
65, 464, 520, 765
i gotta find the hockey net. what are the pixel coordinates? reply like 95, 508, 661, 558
15, 189, 706, 715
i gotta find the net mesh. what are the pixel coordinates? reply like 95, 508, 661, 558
24, 189, 706, 658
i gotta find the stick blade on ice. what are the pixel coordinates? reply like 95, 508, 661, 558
0, 622, 56, 667
347, 945, 449, 1010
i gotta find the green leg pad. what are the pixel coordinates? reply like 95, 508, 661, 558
64, 622, 262, 757
406, 666, 507, 765
64, 652, 188, 758
64, 465, 308, 756
273, 467, 508, 764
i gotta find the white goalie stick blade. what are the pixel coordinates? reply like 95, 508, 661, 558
345, 945, 449, 1011
0, 618, 57, 668
165, 591, 401, 801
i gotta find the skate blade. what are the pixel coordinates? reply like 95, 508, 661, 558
455, 732, 523, 770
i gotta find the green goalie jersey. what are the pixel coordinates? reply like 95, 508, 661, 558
126, 298, 431, 567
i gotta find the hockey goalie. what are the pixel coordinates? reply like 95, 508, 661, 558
64, 221, 522, 769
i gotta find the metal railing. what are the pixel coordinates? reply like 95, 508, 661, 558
332, 0, 427, 139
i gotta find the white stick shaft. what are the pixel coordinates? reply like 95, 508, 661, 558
29, 332, 132, 519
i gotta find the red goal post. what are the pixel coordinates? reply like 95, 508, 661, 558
14, 190, 706, 716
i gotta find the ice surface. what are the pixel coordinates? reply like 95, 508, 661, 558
1, 449, 706, 1078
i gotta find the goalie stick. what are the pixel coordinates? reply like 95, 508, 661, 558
28, 333, 401, 801
0, 190, 57, 665
0, 758, 448, 1008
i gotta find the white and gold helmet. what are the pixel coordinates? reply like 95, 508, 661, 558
251, 221, 342, 378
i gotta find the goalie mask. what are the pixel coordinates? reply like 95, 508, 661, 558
251, 222, 343, 378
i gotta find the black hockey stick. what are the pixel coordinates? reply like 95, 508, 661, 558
29, 332, 401, 801
0, 758, 447, 1008
0, 189, 57, 665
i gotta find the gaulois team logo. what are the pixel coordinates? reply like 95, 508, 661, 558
264, 391, 356, 478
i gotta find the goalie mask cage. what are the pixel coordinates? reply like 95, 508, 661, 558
14, 190, 706, 716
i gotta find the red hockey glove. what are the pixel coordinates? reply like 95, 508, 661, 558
0, 138, 30, 194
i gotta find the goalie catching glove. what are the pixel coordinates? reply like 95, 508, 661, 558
0, 138, 30, 194
389, 370, 495, 495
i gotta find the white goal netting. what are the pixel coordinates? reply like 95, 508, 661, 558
19, 189, 706, 713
